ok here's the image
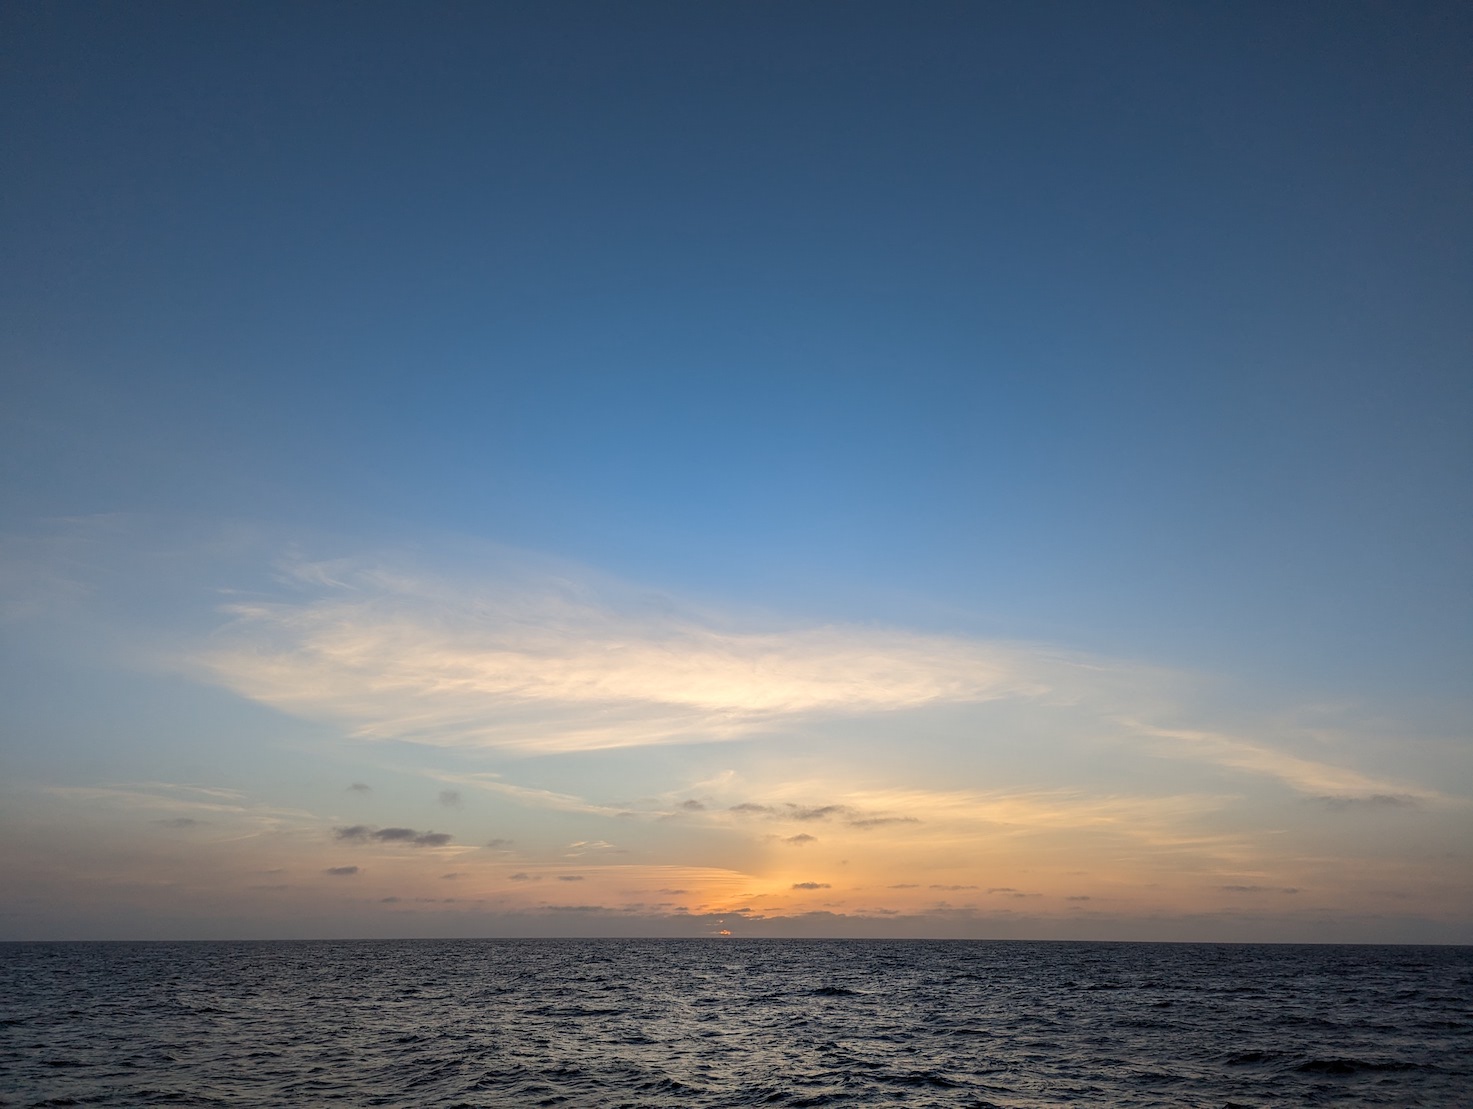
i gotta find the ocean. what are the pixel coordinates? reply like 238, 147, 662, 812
1, 939, 1469, 1107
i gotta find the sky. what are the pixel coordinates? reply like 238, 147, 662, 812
1, 1, 1470, 942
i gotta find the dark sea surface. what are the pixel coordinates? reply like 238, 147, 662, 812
1, 940, 1470, 1108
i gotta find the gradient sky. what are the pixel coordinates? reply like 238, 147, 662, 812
2, 1, 1470, 942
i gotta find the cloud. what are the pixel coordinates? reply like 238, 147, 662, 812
888, 884, 919, 889
792, 882, 831, 890
347, 782, 371, 793
784, 834, 817, 846
680, 800, 706, 811
726, 799, 921, 830
438, 790, 461, 807
1314, 794, 1418, 810
1221, 885, 1300, 894
557, 875, 585, 882
566, 840, 620, 853
788, 804, 847, 822
373, 827, 420, 842
27, 532, 1446, 842
443, 775, 624, 817
485, 838, 514, 849
42, 782, 314, 834
1126, 722, 1431, 800
930, 884, 978, 891
334, 825, 452, 847
195, 555, 1053, 753
325, 866, 359, 876
509, 872, 537, 881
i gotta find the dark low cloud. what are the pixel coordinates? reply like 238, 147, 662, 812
1221, 885, 1300, 894
655, 888, 687, 895
334, 825, 451, 847
784, 833, 817, 846
374, 827, 418, 841
380, 896, 400, 903
888, 883, 919, 889
546, 904, 605, 912
987, 887, 1019, 894
485, 838, 514, 849
792, 881, 831, 890
729, 800, 917, 828
439, 790, 461, 807
509, 872, 538, 881
441, 872, 463, 880
680, 799, 706, 812
325, 865, 359, 876
848, 816, 921, 828
788, 804, 846, 822
930, 884, 978, 891
1067, 895, 1092, 902
1315, 794, 1417, 811
155, 817, 205, 829
347, 782, 371, 793
557, 875, 584, 882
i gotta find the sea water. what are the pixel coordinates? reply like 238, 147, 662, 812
1, 939, 1469, 1107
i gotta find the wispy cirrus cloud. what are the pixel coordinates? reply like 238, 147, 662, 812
43, 782, 314, 829
13, 527, 1435, 806
1123, 722, 1438, 801
194, 556, 1052, 754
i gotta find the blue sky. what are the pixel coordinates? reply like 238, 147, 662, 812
2, 1, 1470, 941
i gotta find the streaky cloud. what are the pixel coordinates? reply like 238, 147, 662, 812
130, 542, 1439, 813
1124, 721, 1437, 800
196, 554, 1052, 753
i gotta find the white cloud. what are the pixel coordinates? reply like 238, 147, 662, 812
196, 557, 1054, 753
40, 782, 319, 833
184, 549, 1444, 812
1123, 722, 1440, 801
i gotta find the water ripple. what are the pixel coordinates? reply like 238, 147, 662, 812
1, 940, 1469, 1107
